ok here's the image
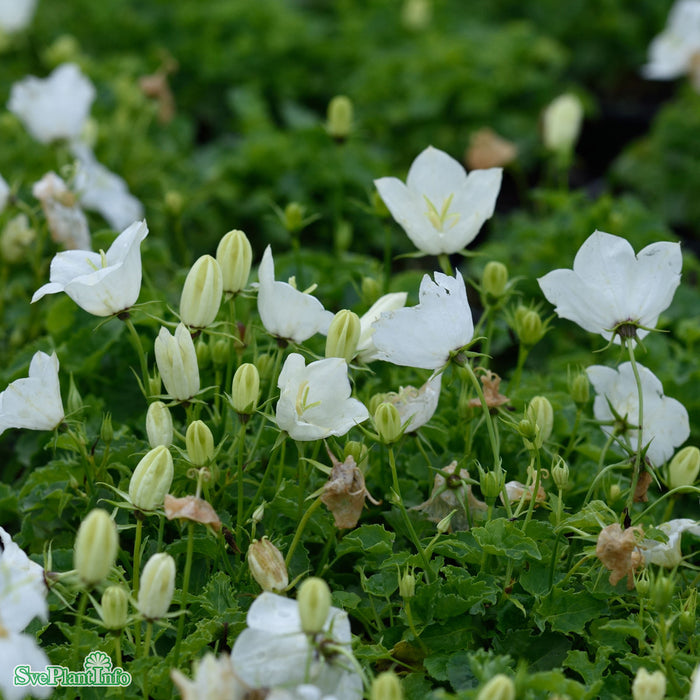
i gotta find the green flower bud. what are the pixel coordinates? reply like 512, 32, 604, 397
344, 441, 369, 471
297, 577, 331, 635
252, 503, 265, 524
668, 446, 700, 490
542, 93, 583, 154
371, 671, 404, 700
361, 276, 381, 306
216, 229, 252, 294
129, 445, 174, 511
569, 370, 590, 407
195, 338, 211, 369
325, 310, 361, 363
100, 412, 114, 445
374, 402, 402, 444
632, 668, 666, 700
211, 338, 230, 368
437, 510, 455, 534
255, 353, 275, 380
651, 573, 674, 613
680, 587, 696, 634
100, 586, 129, 630
518, 418, 538, 443
368, 393, 389, 418
67, 374, 82, 415
334, 219, 353, 253
247, 538, 289, 592
482, 261, 509, 302
399, 568, 415, 599
146, 401, 173, 448
0, 214, 35, 263
74, 509, 118, 587
516, 307, 545, 347
551, 456, 569, 491
326, 95, 354, 142
42, 34, 81, 68
478, 463, 505, 503
231, 363, 260, 415
636, 569, 650, 599
179, 254, 223, 329
284, 202, 305, 233
608, 483, 622, 503
165, 190, 184, 215
476, 674, 516, 700
148, 372, 162, 398
186, 420, 214, 466
526, 396, 554, 448
137, 552, 176, 620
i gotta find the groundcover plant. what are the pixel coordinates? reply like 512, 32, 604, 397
0, 2, 699, 699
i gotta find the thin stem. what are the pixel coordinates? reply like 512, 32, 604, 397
582, 433, 618, 505
132, 517, 144, 650
236, 420, 247, 543
173, 520, 195, 667
523, 449, 542, 530
510, 344, 529, 391
624, 339, 644, 515
73, 590, 89, 668
123, 317, 150, 397
437, 253, 453, 277
142, 621, 153, 659
563, 407, 583, 461
286, 496, 323, 567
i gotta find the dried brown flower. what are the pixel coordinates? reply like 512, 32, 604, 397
467, 370, 510, 411
466, 128, 518, 171
164, 494, 221, 532
321, 454, 380, 529
596, 523, 644, 589
634, 469, 653, 503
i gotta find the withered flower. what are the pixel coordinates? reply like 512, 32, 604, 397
321, 454, 379, 529
500, 480, 546, 506
466, 128, 518, 171
164, 494, 221, 532
596, 523, 644, 589
467, 370, 510, 411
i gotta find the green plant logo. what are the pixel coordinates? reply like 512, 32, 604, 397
14, 651, 132, 688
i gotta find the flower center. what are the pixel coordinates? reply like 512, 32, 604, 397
295, 381, 322, 416
423, 193, 460, 232
86, 249, 109, 272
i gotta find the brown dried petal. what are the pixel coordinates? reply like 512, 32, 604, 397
321, 455, 379, 529
164, 494, 221, 532
501, 480, 546, 505
634, 469, 653, 503
467, 370, 510, 410
596, 523, 644, 589
466, 128, 518, 171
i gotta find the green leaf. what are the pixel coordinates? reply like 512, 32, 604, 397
336, 524, 395, 559
471, 518, 542, 562
564, 647, 611, 687
535, 586, 607, 634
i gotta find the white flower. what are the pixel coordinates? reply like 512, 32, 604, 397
231, 592, 362, 700
8, 63, 96, 144
371, 271, 474, 370
355, 292, 407, 363
374, 146, 502, 255
257, 246, 334, 343
643, 0, 700, 87
0, 0, 37, 35
171, 653, 249, 700
154, 323, 200, 402
691, 665, 700, 700
0, 351, 64, 436
33, 171, 91, 250
71, 142, 144, 231
385, 373, 442, 432
0, 527, 51, 700
0, 174, 9, 213
640, 518, 700, 567
586, 362, 690, 466
31, 219, 148, 316
275, 354, 369, 441
538, 230, 682, 343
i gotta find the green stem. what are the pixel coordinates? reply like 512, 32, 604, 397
142, 621, 153, 659
173, 521, 195, 667
522, 449, 542, 530
404, 599, 427, 652
624, 339, 645, 516
510, 344, 529, 391
132, 516, 144, 650
123, 317, 150, 397
73, 590, 89, 668
437, 253, 453, 276
236, 420, 247, 543
286, 496, 323, 567
582, 432, 618, 505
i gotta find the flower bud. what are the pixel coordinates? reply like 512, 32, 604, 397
399, 568, 415, 599
216, 229, 252, 294
129, 445, 174, 511
632, 668, 666, 700
179, 255, 223, 329
515, 307, 545, 347
252, 503, 265, 524
100, 412, 114, 444
101, 586, 129, 630
247, 538, 288, 592
437, 510, 456, 534
326, 95, 353, 142
155, 323, 200, 401
482, 261, 508, 302
401, 0, 431, 31
636, 569, 650, 599
297, 577, 331, 635
325, 310, 361, 363
551, 456, 569, 491
231, 363, 260, 415
195, 338, 210, 369
284, 202, 304, 233
476, 674, 516, 700
165, 190, 184, 215
138, 552, 176, 620
518, 418, 538, 443
334, 220, 353, 254
146, 401, 173, 448
74, 509, 118, 587
186, 420, 214, 466
608, 483, 622, 503
361, 276, 381, 306
478, 463, 505, 503
374, 402, 402, 444
255, 353, 274, 380
569, 370, 590, 407
0, 214, 35, 263
526, 396, 554, 448
148, 372, 162, 398
211, 338, 229, 368
371, 671, 403, 700
542, 93, 583, 154
67, 374, 83, 415
344, 441, 369, 471
668, 446, 700, 490
652, 573, 674, 613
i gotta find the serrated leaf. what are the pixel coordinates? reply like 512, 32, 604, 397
535, 587, 606, 634
564, 647, 611, 687
471, 518, 541, 562
336, 524, 395, 559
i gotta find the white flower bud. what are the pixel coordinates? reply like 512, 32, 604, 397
179, 254, 223, 329
542, 93, 583, 154
476, 674, 515, 700
137, 552, 176, 620
668, 446, 700, 490
231, 363, 260, 415
374, 402, 402, 445
216, 229, 252, 294
129, 445, 174, 511
154, 323, 200, 401
325, 309, 361, 363
297, 577, 331, 635
100, 586, 129, 630
372, 671, 404, 700
247, 538, 288, 592
185, 420, 214, 466
146, 401, 173, 448
74, 509, 118, 587
632, 668, 666, 700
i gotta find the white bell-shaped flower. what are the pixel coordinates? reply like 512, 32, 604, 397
231, 592, 362, 700
257, 246, 333, 343
538, 230, 682, 343
355, 292, 407, 363
586, 362, 690, 466
384, 373, 442, 432
31, 219, 148, 316
7, 63, 95, 144
0, 0, 37, 35
275, 354, 368, 441
154, 323, 200, 402
0, 351, 64, 436
371, 270, 474, 370
640, 518, 700, 568
374, 146, 502, 255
